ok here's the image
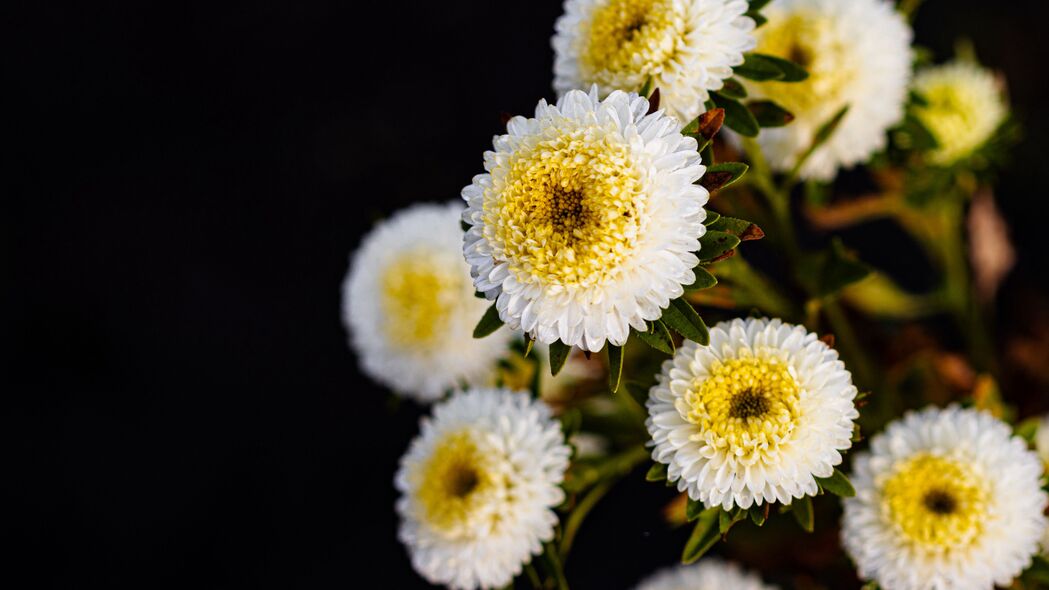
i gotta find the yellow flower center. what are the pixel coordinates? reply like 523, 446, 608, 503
485, 128, 644, 288
752, 12, 857, 116
881, 453, 989, 551
414, 431, 498, 536
912, 68, 1003, 164
580, 0, 682, 88
380, 253, 462, 347
684, 355, 801, 464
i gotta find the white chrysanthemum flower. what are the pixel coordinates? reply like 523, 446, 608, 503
912, 60, 1007, 165
395, 388, 571, 590
342, 203, 511, 402
743, 0, 912, 180
462, 88, 708, 353
635, 558, 778, 590
646, 317, 858, 510
552, 0, 756, 123
842, 406, 1048, 590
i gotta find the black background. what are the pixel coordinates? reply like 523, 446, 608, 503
8, 1, 1049, 587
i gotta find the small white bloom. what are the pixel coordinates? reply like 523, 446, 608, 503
647, 317, 858, 510
744, 0, 913, 180
553, 0, 756, 123
463, 88, 709, 353
635, 558, 778, 590
912, 60, 1007, 165
842, 406, 1048, 590
395, 389, 571, 590
342, 203, 510, 402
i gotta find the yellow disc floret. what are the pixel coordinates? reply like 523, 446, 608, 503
881, 453, 989, 551
580, 0, 682, 88
684, 354, 801, 465
381, 252, 463, 347
413, 430, 499, 537
912, 61, 1006, 165
485, 126, 644, 288
752, 12, 857, 116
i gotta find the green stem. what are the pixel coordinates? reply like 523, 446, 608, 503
823, 299, 877, 389
524, 563, 543, 589
542, 542, 570, 590
559, 479, 613, 560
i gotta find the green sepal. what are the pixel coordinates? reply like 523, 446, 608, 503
634, 320, 675, 354
711, 92, 760, 137
815, 468, 856, 497
661, 298, 710, 345
792, 496, 814, 532
749, 503, 769, 526
460, 219, 471, 232
746, 12, 767, 27
549, 341, 571, 376
718, 507, 747, 536
683, 266, 718, 292
606, 343, 624, 393
682, 507, 721, 564
697, 230, 742, 263
748, 0, 771, 11
473, 303, 504, 338
645, 462, 668, 482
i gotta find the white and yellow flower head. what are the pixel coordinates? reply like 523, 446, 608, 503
744, 0, 913, 180
842, 406, 1048, 590
342, 203, 511, 402
395, 388, 571, 590
552, 0, 757, 123
462, 88, 709, 353
646, 317, 858, 510
635, 558, 778, 590
912, 60, 1007, 165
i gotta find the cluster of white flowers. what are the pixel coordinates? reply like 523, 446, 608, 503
335, 1, 1035, 589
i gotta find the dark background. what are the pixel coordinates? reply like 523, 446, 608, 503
8, 1, 1049, 587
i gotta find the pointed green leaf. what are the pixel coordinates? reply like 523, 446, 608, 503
719, 78, 747, 100
792, 496, 814, 532
549, 341, 571, 376
711, 92, 760, 137
682, 108, 726, 151
812, 105, 850, 150
815, 468, 856, 497
750, 53, 809, 81
460, 220, 471, 232
707, 217, 765, 242
734, 53, 785, 81
682, 507, 721, 564
635, 320, 675, 354
684, 266, 718, 292
686, 497, 705, 522
703, 211, 721, 226
748, 100, 795, 127
700, 162, 749, 193
607, 343, 624, 392
746, 11, 767, 27
662, 299, 710, 345
646, 462, 668, 482
748, 0, 771, 11
697, 230, 741, 263
718, 508, 733, 534
473, 303, 504, 338
639, 76, 654, 98
749, 504, 768, 526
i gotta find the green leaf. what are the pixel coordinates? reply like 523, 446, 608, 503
686, 498, 706, 522
559, 408, 582, 439
703, 211, 721, 226
734, 53, 785, 81
699, 162, 749, 194
749, 504, 768, 526
645, 462, 667, 482
639, 76, 654, 98
683, 266, 718, 292
815, 468, 856, 497
460, 219, 471, 232
474, 290, 487, 299
661, 298, 710, 345
697, 230, 741, 263
635, 320, 675, 354
549, 341, 571, 376
1016, 417, 1042, 443
896, 113, 939, 151
792, 496, 814, 532
799, 238, 871, 298
719, 78, 747, 100
812, 105, 850, 150
750, 53, 809, 82
718, 508, 734, 535
748, 0, 771, 11
473, 303, 504, 338
682, 507, 721, 564
746, 12, 767, 27
607, 343, 624, 393
711, 92, 760, 137
681, 108, 726, 151
748, 100, 795, 127
707, 217, 765, 242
